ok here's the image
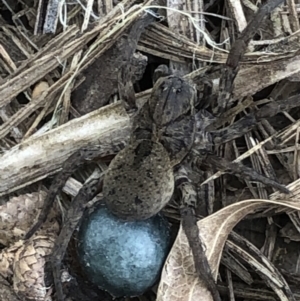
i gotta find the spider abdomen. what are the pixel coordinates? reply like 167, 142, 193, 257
103, 139, 174, 220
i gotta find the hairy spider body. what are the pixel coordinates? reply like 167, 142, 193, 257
103, 76, 196, 220
103, 139, 174, 220
23, 2, 288, 300
132, 75, 196, 163
103, 74, 289, 221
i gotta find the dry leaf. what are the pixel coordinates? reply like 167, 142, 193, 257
157, 180, 300, 301
0, 192, 59, 246
32, 82, 50, 99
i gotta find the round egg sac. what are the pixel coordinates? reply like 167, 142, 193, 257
77, 205, 171, 297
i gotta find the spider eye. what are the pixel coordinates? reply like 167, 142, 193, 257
176, 88, 182, 94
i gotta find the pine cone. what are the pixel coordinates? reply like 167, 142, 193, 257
0, 192, 59, 246
14, 235, 56, 301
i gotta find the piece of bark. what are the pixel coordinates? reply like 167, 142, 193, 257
0, 102, 130, 196
73, 52, 147, 114
72, 13, 154, 114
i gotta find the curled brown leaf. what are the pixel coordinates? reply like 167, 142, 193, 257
157, 180, 300, 301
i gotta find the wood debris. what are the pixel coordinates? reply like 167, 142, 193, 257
1, 0, 300, 300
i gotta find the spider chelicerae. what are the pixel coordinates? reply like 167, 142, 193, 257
24, 0, 295, 300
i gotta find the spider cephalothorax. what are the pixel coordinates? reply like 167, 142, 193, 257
131, 75, 196, 162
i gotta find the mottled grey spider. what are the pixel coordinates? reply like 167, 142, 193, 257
25, 1, 293, 300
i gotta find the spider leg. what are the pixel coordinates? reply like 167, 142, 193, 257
203, 154, 289, 194
175, 166, 221, 301
51, 170, 104, 301
193, 109, 288, 193
191, 110, 214, 165
195, 109, 216, 130
118, 65, 137, 111
25, 143, 124, 240
211, 92, 300, 146
217, 0, 284, 113
211, 114, 256, 145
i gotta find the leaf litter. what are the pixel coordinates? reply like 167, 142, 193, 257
1, 0, 300, 300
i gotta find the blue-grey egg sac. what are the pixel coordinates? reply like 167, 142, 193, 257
77, 205, 171, 297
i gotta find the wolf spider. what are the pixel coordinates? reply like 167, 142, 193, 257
25, 0, 292, 300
